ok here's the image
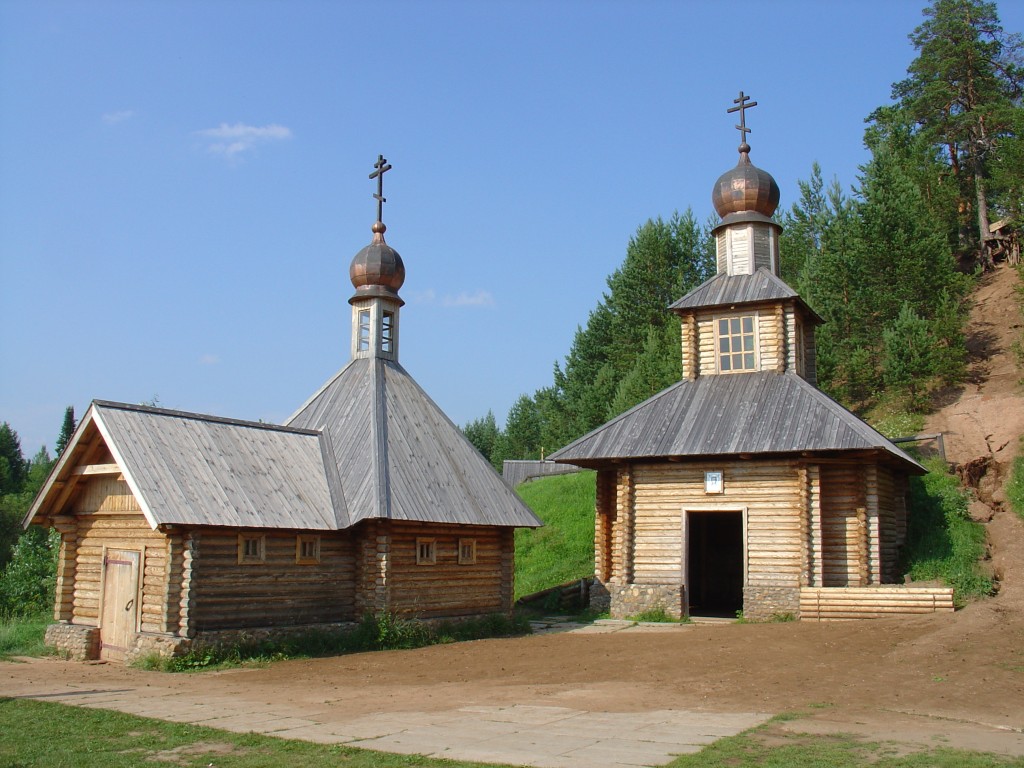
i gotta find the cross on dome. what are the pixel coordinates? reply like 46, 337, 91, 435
369, 154, 392, 225
727, 91, 758, 153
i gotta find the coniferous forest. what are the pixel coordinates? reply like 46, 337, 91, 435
465, 0, 1023, 469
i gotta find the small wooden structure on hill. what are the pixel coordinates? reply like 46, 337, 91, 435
551, 94, 954, 621
25, 158, 541, 662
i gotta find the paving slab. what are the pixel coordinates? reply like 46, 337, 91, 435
2, 656, 772, 768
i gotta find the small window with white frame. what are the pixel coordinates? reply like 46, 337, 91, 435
238, 534, 266, 564
415, 537, 436, 565
716, 314, 758, 373
458, 538, 477, 565
381, 311, 394, 353
357, 309, 371, 352
296, 534, 321, 564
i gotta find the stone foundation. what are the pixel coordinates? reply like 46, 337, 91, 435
44, 623, 99, 660
588, 580, 611, 613
607, 583, 686, 619
187, 622, 357, 656
742, 585, 800, 620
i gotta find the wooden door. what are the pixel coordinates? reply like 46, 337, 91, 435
99, 549, 140, 661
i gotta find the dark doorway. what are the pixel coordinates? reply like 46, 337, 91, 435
687, 511, 744, 617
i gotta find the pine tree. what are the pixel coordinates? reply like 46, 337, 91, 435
462, 411, 500, 466
55, 406, 76, 457
0, 423, 27, 497
892, 0, 1023, 263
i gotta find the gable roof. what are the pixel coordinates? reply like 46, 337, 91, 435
670, 268, 823, 322
287, 358, 542, 528
549, 371, 924, 473
26, 402, 343, 530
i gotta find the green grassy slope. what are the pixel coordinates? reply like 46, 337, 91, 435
513, 471, 596, 599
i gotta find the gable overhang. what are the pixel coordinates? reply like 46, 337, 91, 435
23, 404, 159, 530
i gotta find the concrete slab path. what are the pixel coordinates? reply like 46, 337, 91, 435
2, 620, 772, 768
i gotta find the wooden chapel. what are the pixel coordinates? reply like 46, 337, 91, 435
550, 94, 954, 621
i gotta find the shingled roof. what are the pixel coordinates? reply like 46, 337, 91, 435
26, 401, 344, 530
670, 268, 822, 322
549, 371, 924, 473
287, 358, 542, 528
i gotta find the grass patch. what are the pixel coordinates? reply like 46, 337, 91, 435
142, 611, 531, 672
0, 698, 499, 768
867, 401, 926, 440
514, 470, 596, 599
671, 716, 1023, 767
629, 606, 690, 623
1007, 437, 1024, 521
903, 457, 993, 605
0, 610, 52, 659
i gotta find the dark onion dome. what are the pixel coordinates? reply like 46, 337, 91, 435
711, 142, 781, 220
349, 221, 405, 305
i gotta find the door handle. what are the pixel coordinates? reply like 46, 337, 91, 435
124, 599, 134, 612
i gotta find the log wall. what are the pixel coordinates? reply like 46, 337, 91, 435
188, 528, 356, 631
819, 465, 868, 587
381, 522, 512, 618
800, 586, 954, 619
69, 478, 168, 632
630, 460, 805, 590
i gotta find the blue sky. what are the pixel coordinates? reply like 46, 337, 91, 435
3, 1, 1022, 458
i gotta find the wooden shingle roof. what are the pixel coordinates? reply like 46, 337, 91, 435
27, 402, 344, 530
549, 371, 924, 473
287, 358, 542, 528
670, 268, 823, 322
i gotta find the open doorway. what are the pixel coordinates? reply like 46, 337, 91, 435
686, 511, 744, 617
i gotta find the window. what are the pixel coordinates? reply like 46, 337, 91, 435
458, 538, 477, 565
237, 534, 265, 564
381, 311, 394, 353
357, 309, 371, 352
717, 315, 757, 372
416, 538, 436, 565
296, 535, 321, 564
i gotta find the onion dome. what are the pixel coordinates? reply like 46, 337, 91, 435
349, 220, 406, 305
711, 142, 780, 221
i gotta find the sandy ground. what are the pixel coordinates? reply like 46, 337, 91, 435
4, 264, 1023, 761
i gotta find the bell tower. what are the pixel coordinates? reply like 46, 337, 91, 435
348, 155, 405, 361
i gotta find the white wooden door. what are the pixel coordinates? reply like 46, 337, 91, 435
99, 549, 140, 662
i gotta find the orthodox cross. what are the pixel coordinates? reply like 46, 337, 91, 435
727, 91, 757, 145
369, 154, 392, 223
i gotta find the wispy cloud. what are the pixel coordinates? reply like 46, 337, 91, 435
102, 109, 135, 125
443, 290, 495, 308
199, 353, 220, 365
196, 122, 292, 158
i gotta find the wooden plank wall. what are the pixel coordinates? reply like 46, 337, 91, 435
70, 477, 167, 632
189, 529, 356, 631
819, 465, 867, 586
384, 522, 511, 618
631, 461, 804, 589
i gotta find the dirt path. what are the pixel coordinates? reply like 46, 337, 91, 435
4, 266, 1024, 762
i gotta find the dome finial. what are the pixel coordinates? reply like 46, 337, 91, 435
727, 90, 757, 158
349, 154, 405, 303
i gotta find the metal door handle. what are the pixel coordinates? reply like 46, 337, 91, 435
124, 599, 134, 612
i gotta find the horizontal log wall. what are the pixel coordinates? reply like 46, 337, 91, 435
189, 528, 356, 631
800, 586, 954, 619
68, 478, 167, 631
819, 465, 867, 587
382, 522, 512, 618
631, 460, 804, 589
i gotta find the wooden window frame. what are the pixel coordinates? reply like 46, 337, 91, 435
296, 534, 321, 565
715, 313, 759, 373
357, 309, 372, 352
237, 534, 266, 564
381, 310, 395, 353
458, 538, 477, 565
415, 537, 436, 566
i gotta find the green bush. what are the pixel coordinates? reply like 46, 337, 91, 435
0, 527, 58, 617
903, 458, 992, 604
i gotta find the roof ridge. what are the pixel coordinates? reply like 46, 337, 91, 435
92, 400, 320, 436
283, 359, 358, 425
